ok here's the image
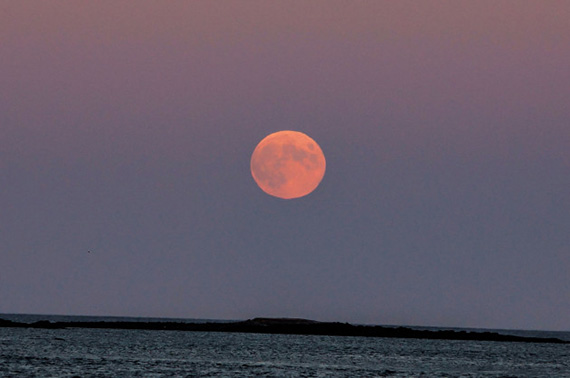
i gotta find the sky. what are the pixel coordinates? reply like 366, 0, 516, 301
1, 1, 569, 331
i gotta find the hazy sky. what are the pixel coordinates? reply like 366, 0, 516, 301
1, 1, 569, 331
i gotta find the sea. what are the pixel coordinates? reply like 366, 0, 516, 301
1, 314, 569, 377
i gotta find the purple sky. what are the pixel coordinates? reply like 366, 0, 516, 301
1, 1, 569, 330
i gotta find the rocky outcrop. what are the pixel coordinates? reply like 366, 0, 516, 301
1, 317, 567, 344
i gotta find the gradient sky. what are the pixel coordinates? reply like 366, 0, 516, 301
1, 1, 569, 331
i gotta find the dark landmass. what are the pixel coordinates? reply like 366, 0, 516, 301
1, 317, 567, 344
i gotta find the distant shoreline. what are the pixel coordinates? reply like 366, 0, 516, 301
1, 317, 567, 344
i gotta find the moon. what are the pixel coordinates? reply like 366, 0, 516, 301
250, 130, 326, 199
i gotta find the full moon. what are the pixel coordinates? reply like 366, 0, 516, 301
250, 130, 326, 199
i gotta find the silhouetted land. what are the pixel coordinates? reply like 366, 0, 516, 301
1, 317, 567, 344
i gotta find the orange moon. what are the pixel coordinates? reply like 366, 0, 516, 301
250, 130, 326, 199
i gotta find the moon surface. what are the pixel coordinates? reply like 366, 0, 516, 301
251, 130, 326, 199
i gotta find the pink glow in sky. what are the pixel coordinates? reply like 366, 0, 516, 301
1, 1, 569, 330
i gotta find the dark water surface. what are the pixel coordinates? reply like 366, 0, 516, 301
1, 315, 569, 377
